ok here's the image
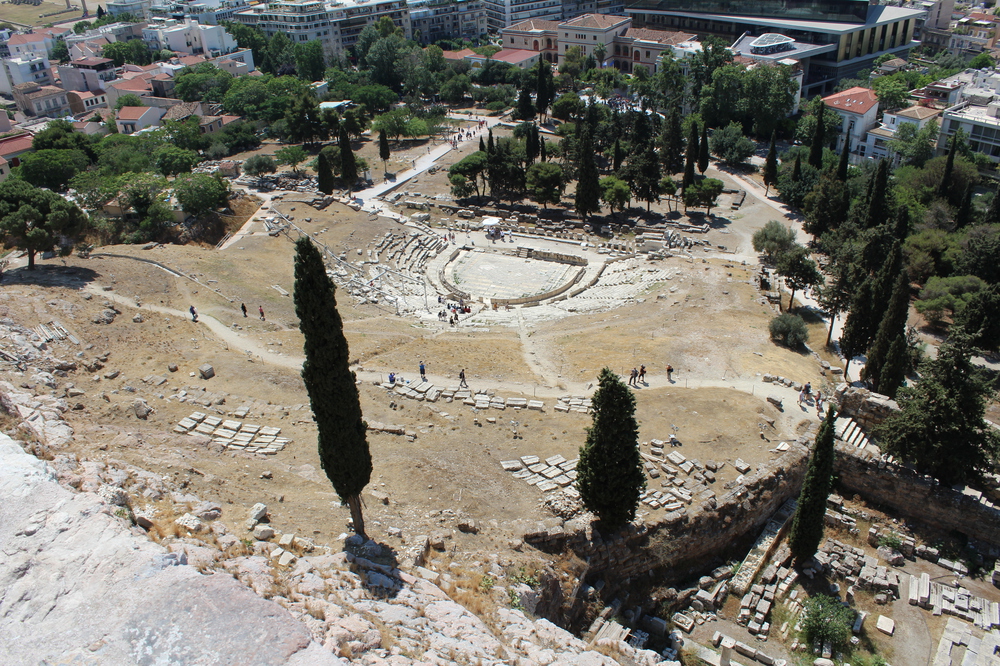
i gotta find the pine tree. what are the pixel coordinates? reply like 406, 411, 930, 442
809, 102, 826, 169
683, 121, 698, 189
378, 131, 390, 168
659, 109, 684, 174
938, 133, 958, 199
317, 150, 335, 195
862, 270, 908, 391
576, 367, 646, 530
293, 238, 372, 538
612, 138, 624, 172
836, 139, 850, 181
763, 131, 778, 196
698, 122, 709, 174
791, 154, 802, 182
575, 124, 601, 219
339, 126, 357, 189
788, 408, 836, 563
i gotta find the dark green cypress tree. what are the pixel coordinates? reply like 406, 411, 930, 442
378, 131, 390, 167
863, 270, 909, 391
791, 154, 802, 182
956, 183, 974, 228
763, 131, 778, 196
293, 238, 372, 538
938, 133, 958, 200
540, 137, 547, 162
514, 86, 535, 120
660, 108, 684, 174
479, 136, 486, 153
487, 128, 495, 155
612, 137, 624, 172
860, 159, 890, 228
788, 407, 836, 563
683, 121, 698, 189
317, 150, 335, 195
339, 126, 357, 189
878, 332, 909, 399
984, 182, 1000, 226
575, 124, 601, 219
836, 139, 850, 181
526, 123, 539, 164
698, 122, 709, 174
809, 102, 825, 169
535, 60, 552, 117
576, 367, 646, 530
840, 279, 877, 379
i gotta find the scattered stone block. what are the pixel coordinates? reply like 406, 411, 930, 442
199, 364, 215, 380
876, 615, 895, 636
248, 503, 268, 523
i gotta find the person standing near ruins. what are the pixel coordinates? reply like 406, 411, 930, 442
638, 365, 646, 384
666, 364, 674, 382
189, 306, 198, 322
258, 306, 265, 321
241, 303, 247, 317
419, 361, 426, 381
459, 369, 468, 388
629, 368, 638, 386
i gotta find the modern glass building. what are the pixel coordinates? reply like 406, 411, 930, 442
626, 0, 870, 24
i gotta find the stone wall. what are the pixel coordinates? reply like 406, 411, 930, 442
834, 442, 1000, 546
492, 267, 587, 307
530, 250, 588, 266
526, 443, 811, 591
833, 384, 898, 430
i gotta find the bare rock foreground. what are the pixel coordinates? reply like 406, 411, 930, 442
0, 431, 342, 666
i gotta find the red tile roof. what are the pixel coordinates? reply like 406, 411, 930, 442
624, 27, 696, 45
442, 48, 476, 60
506, 19, 561, 31
490, 48, 538, 65
117, 106, 150, 121
0, 133, 35, 158
823, 86, 879, 115
561, 13, 630, 29
7, 33, 48, 46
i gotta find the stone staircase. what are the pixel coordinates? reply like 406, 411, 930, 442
835, 416, 872, 450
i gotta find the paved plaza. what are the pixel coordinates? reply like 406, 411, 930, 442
450, 250, 579, 300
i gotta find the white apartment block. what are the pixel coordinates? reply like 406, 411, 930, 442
409, 0, 487, 44
107, 0, 154, 19
484, 0, 563, 33
0, 54, 53, 96
149, 0, 250, 25
142, 18, 239, 55
234, 0, 410, 56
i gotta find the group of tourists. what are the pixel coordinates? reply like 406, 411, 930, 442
797, 382, 825, 416
486, 226, 510, 243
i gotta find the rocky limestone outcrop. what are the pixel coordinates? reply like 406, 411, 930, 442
0, 432, 343, 666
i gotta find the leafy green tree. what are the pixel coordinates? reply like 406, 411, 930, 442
74, 21, 92, 34
802, 595, 855, 650
339, 127, 357, 189
576, 367, 646, 530
856, 159, 890, 229
114, 94, 145, 111
20, 149, 89, 191
174, 63, 234, 102
102, 39, 151, 66
872, 76, 909, 111
525, 161, 563, 208
876, 332, 1000, 484
317, 150, 335, 195
957, 224, 1000, 284
294, 40, 326, 81
788, 408, 836, 563
173, 173, 229, 217
574, 125, 601, 220
0, 181, 88, 269
242, 154, 276, 183
795, 96, 842, 147
449, 151, 487, 199
777, 245, 822, 310
769, 312, 809, 347
439, 74, 471, 104
486, 137, 524, 204
349, 84, 397, 113
709, 122, 755, 166
621, 145, 661, 211
163, 116, 209, 152
690, 36, 734, 90
600, 175, 631, 218
275, 145, 308, 175
285, 93, 326, 147
551, 92, 584, 121
889, 120, 938, 168
752, 220, 797, 264
763, 132, 778, 196
694, 177, 724, 215
32, 119, 95, 160
513, 86, 535, 121
741, 63, 797, 136
49, 39, 69, 63
371, 108, 411, 141
293, 237, 372, 538
153, 145, 199, 176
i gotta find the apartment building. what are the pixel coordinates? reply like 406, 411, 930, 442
0, 54, 53, 96
57, 57, 117, 93
409, 0, 487, 44
822, 85, 880, 156
149, 0, 250, 25
13, 83, 72, 118
142, 18, 239, 55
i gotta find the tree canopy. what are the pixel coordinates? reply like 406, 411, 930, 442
0, 180, 88, 269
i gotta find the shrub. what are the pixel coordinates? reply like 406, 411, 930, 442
769, 313, 809, 348
802, 594, 855, 650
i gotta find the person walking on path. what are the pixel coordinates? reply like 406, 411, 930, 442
189, 306, 198, 322
259, 306, 265, 321
459, 369, 468, 388
666, 364, 674, 382
419, 361, 426, 381
815, 391, 824, 416
638, 365, 646, 384
798, 387, 807, 407
629, 367, 638, 386
241, 303, 247, 317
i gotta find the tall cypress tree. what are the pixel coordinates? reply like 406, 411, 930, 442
788, 407, 836, 563
878, 333, 909, 399
791, 154, 802, 182
479, 136, 486, 153
535, 60, 552, 117
339, 126, 357, 189
938, 133, 958, 199
378, 131, 390, 168
487, 128, 495, 155
660, 108, 684, 174
526, 123, 540, 164
612, 137, 624, 172
576, 367, 646, 530
683, 121, 698, 189
836, 139, 850, 181
540, 137, 547, 162
317, 150, 335, 195
809, 102, 826, 169
863, 270, 909, 391
763, 131, 778, 196
984, 182, 1000, 226
293, 238, 372, 538
514, 86, 535, 120
956, 183, 974, 228
860, 159, 890, 228
698, 122, 709, 174
575, 124, 601, 219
